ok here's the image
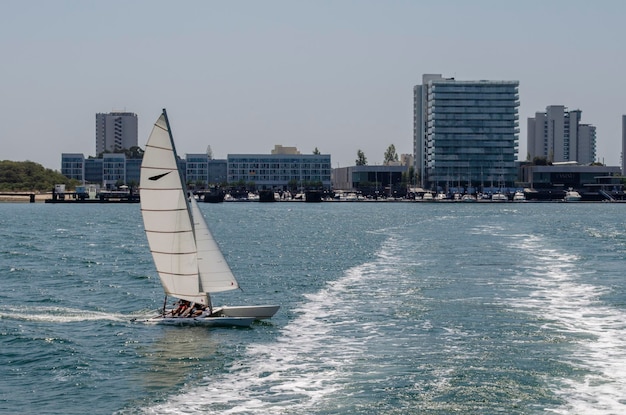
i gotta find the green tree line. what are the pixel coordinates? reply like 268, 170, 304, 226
0, 160, 77, 191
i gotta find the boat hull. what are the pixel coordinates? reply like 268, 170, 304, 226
144, 315, 254, 327
213, 305, 280, 319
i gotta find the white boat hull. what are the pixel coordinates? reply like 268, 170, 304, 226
144, 315, 255, 327
212, 305, 280, 319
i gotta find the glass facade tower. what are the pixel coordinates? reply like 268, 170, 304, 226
414, 74, 519, 190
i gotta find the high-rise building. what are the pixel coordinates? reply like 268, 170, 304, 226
413, 74, 519, 189
527, 105, 596, 164
577, 124, 596, 165
95, 112, 138, 155
622, 115, 626, 175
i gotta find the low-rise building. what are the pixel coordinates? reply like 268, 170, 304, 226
332, 165, 409, 197
520, 164, 620, 189
520, 163, 623, 200
184, 154, 227, 187
227, 152, 331, 190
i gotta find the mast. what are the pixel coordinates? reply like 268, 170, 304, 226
162, 109, 195, 232
161, 109, 204, 299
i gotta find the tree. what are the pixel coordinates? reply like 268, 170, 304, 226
126, 146, 144, 159
402, 166, 416, 186
97, 146, 144, 159
0, 160, 78, 191
384, 144, 398, 165
313, 147, 321, 155
355, 149, 367, 166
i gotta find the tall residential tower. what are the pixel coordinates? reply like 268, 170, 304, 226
95, 112, 138, 155
413, 74, 519, 189
622, 115, 626, 174
527, 105, 596, 164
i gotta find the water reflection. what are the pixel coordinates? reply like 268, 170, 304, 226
138, 326, 221, 392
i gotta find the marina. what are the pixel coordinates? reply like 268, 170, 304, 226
6, 190, 626, 204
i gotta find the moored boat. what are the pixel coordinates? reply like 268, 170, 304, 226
491, 192, 508, 202
564, 188, 582, 202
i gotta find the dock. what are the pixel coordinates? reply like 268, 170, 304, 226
0, 193, 36, 203
44, 191, 139, 204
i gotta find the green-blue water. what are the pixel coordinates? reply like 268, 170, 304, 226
1, 202, 626, 414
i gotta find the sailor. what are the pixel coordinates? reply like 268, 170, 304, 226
191, 304, 205, 317
172, 300, 190, 316
181, 302, 196, 317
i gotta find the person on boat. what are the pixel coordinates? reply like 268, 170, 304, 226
171, 300, 190, 317
190, 303, 206, 317
178, 302, 204, 318
181, 302, 196, 317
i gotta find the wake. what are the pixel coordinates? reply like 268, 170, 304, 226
138, 236, 406, 415
0, 305, 136, 323
509, 234, 626, 414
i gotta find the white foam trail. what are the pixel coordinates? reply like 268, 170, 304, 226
141, 237, 403, 415
510, 235, 626, 414
0, 305, 132, 323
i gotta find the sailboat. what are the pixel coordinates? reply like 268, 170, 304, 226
139, 109, 280, 327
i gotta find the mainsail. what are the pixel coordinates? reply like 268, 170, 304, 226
139, 110, 207, 305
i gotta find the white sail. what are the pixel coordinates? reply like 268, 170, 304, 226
189, 197, 240, 293
139, 111, 207, 305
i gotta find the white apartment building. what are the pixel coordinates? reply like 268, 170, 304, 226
527, 105, 596, 164
95, 112, 138, 155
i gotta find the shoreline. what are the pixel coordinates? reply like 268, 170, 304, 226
0, 193, 49, 203
1, 195, 624, 204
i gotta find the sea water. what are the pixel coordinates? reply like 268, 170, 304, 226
1, 202, 626, 414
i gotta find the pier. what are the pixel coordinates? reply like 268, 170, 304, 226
44, 191, 139, 203
0, 193, 36, 203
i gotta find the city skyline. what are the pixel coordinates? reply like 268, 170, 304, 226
2, 1, 625, 170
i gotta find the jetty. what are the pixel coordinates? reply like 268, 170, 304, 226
0, 193, 36, 203
44, 191, 139, 204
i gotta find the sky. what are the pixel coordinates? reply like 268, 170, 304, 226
2, 0, 625, 170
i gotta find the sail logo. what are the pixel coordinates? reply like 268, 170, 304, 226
148, 171, 172, 181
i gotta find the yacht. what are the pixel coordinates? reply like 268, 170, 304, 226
491, 192, 508, 202
564, 188, 582, 202
513, 191, 526, 202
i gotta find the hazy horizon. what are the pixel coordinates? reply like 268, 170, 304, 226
2, 1, 625, 170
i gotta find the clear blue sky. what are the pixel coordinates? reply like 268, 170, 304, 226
2, 0, 625, 170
